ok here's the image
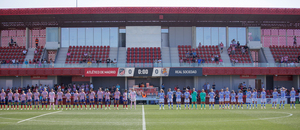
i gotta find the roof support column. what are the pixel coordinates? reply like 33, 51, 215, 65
125, 77, 128, 91
194, 76, 198, 90
58, 27, 61, 48
25, 27, 29, 49
192, 26, 196, 48
230, 75, 232, 90
226, 26, 229, 48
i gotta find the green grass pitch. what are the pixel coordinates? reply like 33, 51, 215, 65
0, 104, 299, 130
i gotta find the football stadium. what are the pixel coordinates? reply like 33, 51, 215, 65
0, 5, 300, 130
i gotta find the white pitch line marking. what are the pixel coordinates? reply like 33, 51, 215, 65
142, 105, 146, 130
17, 111, 62, 124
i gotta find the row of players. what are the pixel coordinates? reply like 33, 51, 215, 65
158, 87, 298, 110
0, 88, 138, 110
1, 87, 299, 110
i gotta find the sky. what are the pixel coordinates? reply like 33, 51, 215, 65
0, 0, 300, 9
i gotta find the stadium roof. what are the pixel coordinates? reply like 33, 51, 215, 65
0, 7, 300, 29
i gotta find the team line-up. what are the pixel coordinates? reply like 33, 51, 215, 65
0, 87, 299, 110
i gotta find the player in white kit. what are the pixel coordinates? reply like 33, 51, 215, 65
65, 90, 71, 110
57, 89, 64, 110
20, 91, 26, 110
130, 89, 137, 110
167, 88, 173, 109
0, 89, 6, 110
49, 89, 55, 110
114, 88, 120, 110
33, 89, 40, 110
26, 89, 33, 110
246, 88, 252, 109
13, 90, 20, 110
73, 90, 79, 110
97, 88, 104, 110
290, 87, 296, 109
158, 89, 165, 110
175, 89, 182, 110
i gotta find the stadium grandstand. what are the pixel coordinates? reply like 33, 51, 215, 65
0, 7, 300, 102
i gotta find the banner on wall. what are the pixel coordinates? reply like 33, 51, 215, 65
152, 67, 170, 76
72, 76, 90, 82
240, 75, 257, 79
117, 68, 135, 77
84, 68, 118, 77
133, 68, 153, 76
169, 68, 202, 76
31, 76, 48, 79
274, 75, 293, 81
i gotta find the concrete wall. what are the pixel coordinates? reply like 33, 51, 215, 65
162, 77, 194, 90
0, 76, 56, 89
197, 75, 230, 90
92, 77, 125, 90
126, 26, 161, 48
169, 27, 192, 47
0, 76, 21, 89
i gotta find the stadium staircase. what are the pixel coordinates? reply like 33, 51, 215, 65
170, 47, 180, 66
220, 47, 231, 64
117, 47, 126, 65
161, 47, 171, 66
109, 47, 118, 62
24, 48, 35, 63
262, 47, 275, 63
55, 47, 68, 64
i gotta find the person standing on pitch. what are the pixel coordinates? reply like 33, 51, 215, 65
200, 89, 206, 109
279, 87, 286, 109
237, 90, 243, 109
260, 88, 266, 109
130, 89, 137, 110
252, 89, 258, 109
208, 89, 215, 109
230, 90, 236, 109
246, 88, 252, 109
191, 88, 198, 110
219, 89, 225, 109
167, 88, 173, 109
158, 89, 165, 110
272, 88, 278, 109
224, 88, 230, 109
175, 89, 182, 110
290, 87, 296, 109
184, 89, 190, 110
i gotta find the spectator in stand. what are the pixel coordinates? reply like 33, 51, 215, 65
207, 82, 210, 90
193, 51, 197, 58
197, 58, 202, 66
231, 45, 235, 55
92, 59, 96, 64
12, 59, 16, 64
29, 59, 32, 64
212, 82, 216, 90
231, 58, 235, 66
84, 52, 88, 58
88, 52, 92, 58
25, 59, 28, 65
82, 58, 87, 63
185, 51, 189, 58
87, 60, 92, 65
235, 59, 239, 64
227, 47, 231, 56
219, 58, 223, 66
284, 56, 288, 63
297, 54, 300, 63
16, 59, 19, 64
34, 49, 38, 55
113, 58, 117, 64
244, 43, 249, 51
189, 51, 193, 58
23, 49, 27, 55
211, 54, 215, 62
180, 58, 183, 65
241, 47, 246, 55
116, 84, 120, 90
198, 42, 201, 48
237, 41, 240, 48
183, 57, 187, 64
6, 59, 10, 64
220, 42, 224, 53
35, 38, 39, 47
231, 39, 236, 46
158, 59, 162, 63
67, 52, 71, 58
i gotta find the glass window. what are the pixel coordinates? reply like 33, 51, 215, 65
119, 29, 126, 33
203, 27, 211, 45
61, 28, 69, 47
86, 28, 93, 46
248, 27, 261, 42
109, 28, 118, 47
94, 28, 102, 46
46, 27, 58, 42
77, 28, 85, 46
237, 28, 246, 45
229, 27, 237, 44
161, 29, 168, 33
69, 28, 77, 46
211, 27, 218, 45
218, 27, 226, 46
196, 27, 203, 45
102, 28, 109, 46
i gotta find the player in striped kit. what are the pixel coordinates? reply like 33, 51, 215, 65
79, 89, 87, 110
230, 90, 236, 109
104, 89, 111, 110
208, 89, 215, 109
57, 89, 64, 110
260, 88, 267, 109
73, 90, 79, 110
123, 89, 128, 109
7, 89, 13, 110
158, 89, 165, 110
224, 88, 230, 109
97, 88, 104, 110
49, 89, 55, 110
251, 89, 258, 109
246, 88, 252, 109
13, 90, 20, 110
237, 90, 243, 109
290, 87, 296, 109
184, 89, 190, 110
0, 89, 6, 110
272, 88, 278, 109
33, 89, 40, 110
89, 89, 95, 110
279, 87, 286, 109
219, 89, 225, 109
114, 88, 120, 110
130, 89, 136, 110
175, 89, 182, 110
200, 89, 206, 109
41, 88, 48, 110
20, 91, 26, 110
26, 89, 33, 110
65, 90, 71, 110
167, 88, 174, 109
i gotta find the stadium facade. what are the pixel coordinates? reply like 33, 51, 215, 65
0, 7, 299, 92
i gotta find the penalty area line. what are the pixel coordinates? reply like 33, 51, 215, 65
17, 111, 62, 124
142, 105, 146, 130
